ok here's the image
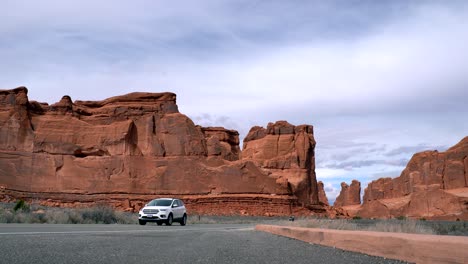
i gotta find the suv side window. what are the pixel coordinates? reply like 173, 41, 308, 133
178, 200, 184, 206
172, 200, 179, 207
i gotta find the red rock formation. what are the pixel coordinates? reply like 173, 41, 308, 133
202, 127, 240, 161
0, 87, 326, 216
317, 181, 329, 206
358, 137, 468, 220
242, 121, 322, 210
334, 180, 361, 207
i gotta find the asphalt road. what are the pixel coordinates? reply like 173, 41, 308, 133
0, 224, 408, 264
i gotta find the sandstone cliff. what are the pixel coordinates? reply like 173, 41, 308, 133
352, 137, 468, 220
0, 87, 325, 216
242, 121, 320, 207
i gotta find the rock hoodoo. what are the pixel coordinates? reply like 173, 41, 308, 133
317, 181, 329, 206
334, 180, 361, 207
0, 87, 326, 216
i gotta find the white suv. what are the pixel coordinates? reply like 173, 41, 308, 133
138, 198, 187, 226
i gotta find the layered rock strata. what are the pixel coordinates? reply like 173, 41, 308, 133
0, 87, 325, 216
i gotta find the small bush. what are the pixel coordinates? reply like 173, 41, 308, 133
396, 216, 406, 220
81, 206, 117, 224
13, 200, 29, 212
353, 216, 362, 220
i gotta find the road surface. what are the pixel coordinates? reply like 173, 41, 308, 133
0, 224, 407, 264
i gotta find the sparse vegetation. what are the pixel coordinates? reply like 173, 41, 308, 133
0, 202, 136, 224
366, 219, 434, 234
187, 215, 285, 225
280, 217, 468, 236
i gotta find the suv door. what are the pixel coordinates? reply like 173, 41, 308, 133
178, 200, 186, 214
171, 200, 180, 219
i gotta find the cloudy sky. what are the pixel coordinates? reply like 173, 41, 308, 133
1, 0, 467, 203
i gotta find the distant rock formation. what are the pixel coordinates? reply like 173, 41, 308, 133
335, 137, 468, 220
0, 87, 326, 216
334, 180, 361, 207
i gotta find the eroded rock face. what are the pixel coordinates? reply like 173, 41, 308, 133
242, 121, 320, 207
334, 180, 361, 207
202, 127, 240, 161
0, 87, 34, 152
358, 137, 468, 220
0, 87, 326, 216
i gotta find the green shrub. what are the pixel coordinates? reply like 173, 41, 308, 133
396, 215, 406, 220
13, 200, 29, 212
352, 216, 362, 220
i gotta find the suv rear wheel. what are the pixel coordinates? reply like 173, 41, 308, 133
166, 214, 173, 226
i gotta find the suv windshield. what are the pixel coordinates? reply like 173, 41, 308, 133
147, 199, 173, 206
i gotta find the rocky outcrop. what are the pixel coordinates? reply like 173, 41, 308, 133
0, 87, 326, 216
202, 127, 240, 161
357, 137, 468, 220
242, 121, 322, 210
317, 181, 329, 206
334, 180, 361, 207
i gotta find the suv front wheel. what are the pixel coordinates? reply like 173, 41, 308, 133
180, 214, 187, 226
166, 214, 173, 226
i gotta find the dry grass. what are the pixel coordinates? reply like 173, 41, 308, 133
366, 220, 435, 235
281, 218, 359, 230
0, 202, 137, 224
280, 218, 437, 235
187, 215, 284, 225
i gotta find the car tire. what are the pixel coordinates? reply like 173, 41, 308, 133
166, 214, 173, 226
156, 221, 163, 226
180, 214, 187, 226
138, 220, 146, 225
